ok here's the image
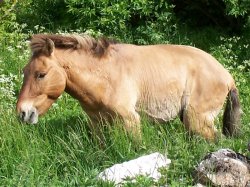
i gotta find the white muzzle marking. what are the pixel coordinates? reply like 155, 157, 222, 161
19, 102, 38, 124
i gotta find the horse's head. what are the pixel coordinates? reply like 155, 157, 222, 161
16, 37, 66, 124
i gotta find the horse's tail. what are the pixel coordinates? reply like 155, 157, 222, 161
222, 87, 241, 136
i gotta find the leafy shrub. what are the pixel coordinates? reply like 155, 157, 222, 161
171, 0, 250, 32
211, 36, 250, 72
0, 0, 31, 42
0, 0, 18, 32
7, 0, 176, 43
65, 0, 176, 43
223, 0, 250, 17
16, 0, 72, 31
3, 0, 250, 39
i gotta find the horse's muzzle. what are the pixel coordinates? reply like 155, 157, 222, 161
18, 105, 38, 124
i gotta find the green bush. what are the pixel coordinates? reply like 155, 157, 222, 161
3, 0, 248, 43
2, 0, 250, 38
16, 0, 72, 31
223, 0, 250, 17
211, 36, 250, 72
171, 0, 250, 32
65, 0, 176, 43
0, 0, 18, 32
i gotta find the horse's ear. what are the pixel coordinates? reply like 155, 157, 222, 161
45, 38, 54, 56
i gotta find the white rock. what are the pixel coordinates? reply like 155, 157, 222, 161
98, 152, 171, 185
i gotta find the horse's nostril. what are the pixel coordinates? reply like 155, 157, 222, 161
21, 111, 26, 121
30, 111, 35, 119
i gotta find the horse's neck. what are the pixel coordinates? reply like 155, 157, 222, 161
55, 49, 108, 104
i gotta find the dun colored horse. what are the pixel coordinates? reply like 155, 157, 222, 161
16, 34, 241, 141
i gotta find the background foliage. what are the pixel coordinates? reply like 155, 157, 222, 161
0, 0, 249, 186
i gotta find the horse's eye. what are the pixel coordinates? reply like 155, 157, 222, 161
36, 72, 46, 80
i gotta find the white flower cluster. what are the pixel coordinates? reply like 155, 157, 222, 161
214, 36, 250, 72
0, 69, 18, 107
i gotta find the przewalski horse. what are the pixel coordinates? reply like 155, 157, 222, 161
16, 34, 241, 141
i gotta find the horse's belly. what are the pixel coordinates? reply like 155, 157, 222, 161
136, 98, 181, 122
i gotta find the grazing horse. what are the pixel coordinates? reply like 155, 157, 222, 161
16, 34, 241, 141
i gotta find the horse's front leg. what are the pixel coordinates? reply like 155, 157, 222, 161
115, 107, 142, 142
85, 111, 107, 146
124, 111, 141, 140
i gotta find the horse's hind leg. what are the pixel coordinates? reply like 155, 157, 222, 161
183, 106, 219, 141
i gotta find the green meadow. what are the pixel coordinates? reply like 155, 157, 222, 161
0, 1, 250, 186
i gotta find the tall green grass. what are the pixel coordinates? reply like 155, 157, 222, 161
0, 29, 249, 186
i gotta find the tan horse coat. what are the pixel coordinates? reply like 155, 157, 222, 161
16, 34, 241, 141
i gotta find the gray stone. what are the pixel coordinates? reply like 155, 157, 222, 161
194, 149, 250, 187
